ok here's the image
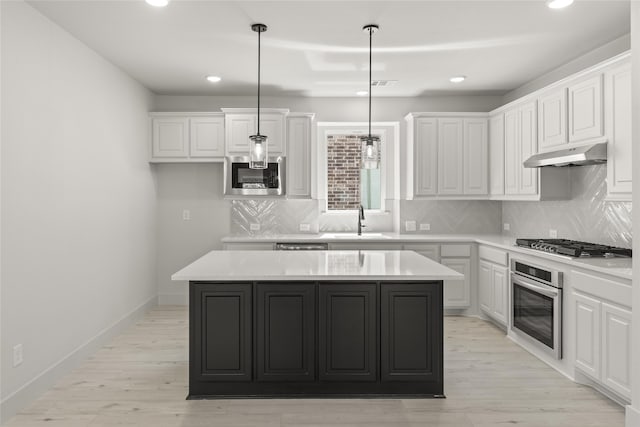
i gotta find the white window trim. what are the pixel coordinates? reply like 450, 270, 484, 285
316, 122, 399, 215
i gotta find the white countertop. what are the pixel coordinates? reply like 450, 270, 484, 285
221, 233, 633, 280
172, 250, 465, 282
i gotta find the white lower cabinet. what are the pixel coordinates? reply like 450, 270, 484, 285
440, 244, 472, 309
572, 269, 632, 400
478, 246, 509, 326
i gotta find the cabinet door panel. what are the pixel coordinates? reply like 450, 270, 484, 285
256, 283, 315, 382
191, 283, 252, 382
260, 113, 285, 154
568, 75, 603, 142
319, 284, 377, 382
440, 258, 471, 308
519, 102, 538, 195
190, 116, 225, 158
504, 109, 519, 195
605, 63, 632, 197
463, 119, 488, 195
414, 118, 438, 196
226, 114, 256, 154
573, 292, 601, 380
601, 302, 632, 399
381, 283, 442, 382
287, 116, 312, 197
489, 114, 505, 196
492, 265, 508, 325
478, 260, 493, 315
538, 89, 567, 149
438, 118, 464, 195
152, 117, 189, 158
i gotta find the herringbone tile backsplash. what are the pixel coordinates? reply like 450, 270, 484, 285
231, 164, 632, 248
502, 165, 632, 248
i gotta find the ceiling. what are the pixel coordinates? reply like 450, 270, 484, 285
28, 0, 631, 97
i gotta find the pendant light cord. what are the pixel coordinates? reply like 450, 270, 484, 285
367, 26, 372, 140
257, 27, 261, 135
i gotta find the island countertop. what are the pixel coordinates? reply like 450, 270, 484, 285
172, 250, 464, 282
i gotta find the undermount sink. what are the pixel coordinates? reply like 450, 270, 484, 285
321, 232, 391, 239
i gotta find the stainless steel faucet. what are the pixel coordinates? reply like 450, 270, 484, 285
357, 204, 366, 236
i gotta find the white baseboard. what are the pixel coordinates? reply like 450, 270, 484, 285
627, 405, 640, 427
0, 296, 157, 424
158, 293, 188, 305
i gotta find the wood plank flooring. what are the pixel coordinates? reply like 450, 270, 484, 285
5, 306, 624, 427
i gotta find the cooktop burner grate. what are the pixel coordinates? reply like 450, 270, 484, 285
515, 238, 632, 258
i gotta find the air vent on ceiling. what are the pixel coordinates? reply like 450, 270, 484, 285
371, 80, 398, 87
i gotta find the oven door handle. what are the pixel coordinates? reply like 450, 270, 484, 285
512, 275, 559, 298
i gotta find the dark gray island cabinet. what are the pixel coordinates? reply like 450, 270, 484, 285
173, 250, 463, 398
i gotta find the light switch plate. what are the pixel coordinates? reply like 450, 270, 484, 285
405, 220, 417, 232
182, 209, 191, 221
549, 229, 558, 238
250, 223, 260, 231
419, 223, 431, 231
299, 223, 311, 232
503, 223, 510, 231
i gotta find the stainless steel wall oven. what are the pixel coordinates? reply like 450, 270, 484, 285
510, 259, 563, 359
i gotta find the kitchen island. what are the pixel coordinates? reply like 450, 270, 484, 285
172, 250, 463, 399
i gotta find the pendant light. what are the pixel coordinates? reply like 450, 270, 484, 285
361, 24, 380, 170
249, 23, 268, 169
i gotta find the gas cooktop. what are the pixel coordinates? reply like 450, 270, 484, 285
515, 238, 632, 258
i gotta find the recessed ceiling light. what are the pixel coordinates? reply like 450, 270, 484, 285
145, 0, 169, 7
356, 90, 369, 96
206, 75, 222, 83
546, 0, 574, 9
450, 76, 466, 83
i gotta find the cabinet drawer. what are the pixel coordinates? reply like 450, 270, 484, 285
478, 246, 508, 266
440, 244, 471, 257
224, 243, 275, 250
571, 270, 631, 307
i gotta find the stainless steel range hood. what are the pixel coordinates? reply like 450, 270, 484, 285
523, 142, 607, 168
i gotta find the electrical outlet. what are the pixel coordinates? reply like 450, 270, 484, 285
405, 220, 417, 232
182, 209, 191, 221
299, 223, 311, 232
503, 223, 510, 231
419, 223, 431, 231
13, 344, 23, 367
549, 229, 558, 238
250, 223, 261, 231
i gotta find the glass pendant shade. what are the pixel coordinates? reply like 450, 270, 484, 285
249, 134, 268, 169
361, 136, 380, 169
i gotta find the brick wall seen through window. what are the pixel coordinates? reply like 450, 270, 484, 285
327, 135, 381, 211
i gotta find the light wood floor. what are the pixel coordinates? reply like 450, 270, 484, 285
5, 306, 624, 427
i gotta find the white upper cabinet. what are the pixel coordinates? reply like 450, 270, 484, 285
568, 74, 603, 143
538, 88, 567, 150
190, 116, 225, 158
489, 113, 505, 196
286, 114, 314, 198
405, 113, 488, 199
223, 109, 287, 156
152, 117, 189, 159
504, 102, 539, 196
605, 60, 632, 200
518, 102, 538, 195
438, 118, 464, 195
412, 117, 438, 196
150, 113, 225, 162
463, 118, 488, 195
225, 114, 256, 154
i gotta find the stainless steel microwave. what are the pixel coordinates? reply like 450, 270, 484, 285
224, 156, 285, 196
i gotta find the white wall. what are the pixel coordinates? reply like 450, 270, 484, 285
0, 1, 157, 422
628, 4, 640, 426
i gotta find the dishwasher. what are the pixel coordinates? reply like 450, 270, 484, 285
275, 242, 329, 251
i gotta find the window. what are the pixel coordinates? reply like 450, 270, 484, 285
326, 135, 381, 211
